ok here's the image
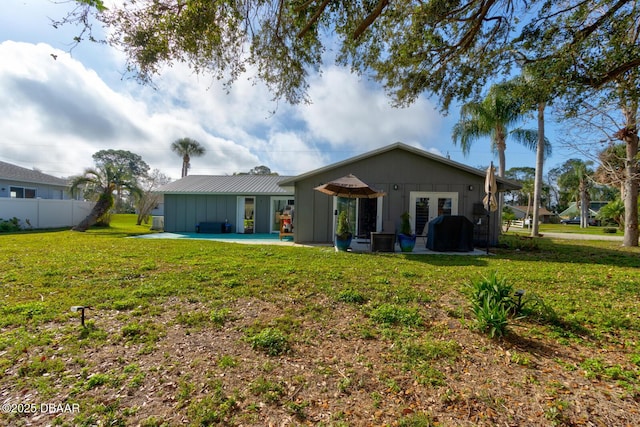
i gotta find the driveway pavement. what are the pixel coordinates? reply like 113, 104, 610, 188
535, 232, 623, 241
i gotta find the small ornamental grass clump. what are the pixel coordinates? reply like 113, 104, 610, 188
468, 272, 521, 338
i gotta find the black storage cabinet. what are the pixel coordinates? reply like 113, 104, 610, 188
426, 215, 475, 252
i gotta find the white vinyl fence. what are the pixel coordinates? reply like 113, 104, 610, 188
0, 198, 95, 229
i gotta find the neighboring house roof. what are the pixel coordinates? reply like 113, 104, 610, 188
156, 175, 295, 195
509, 205, 555, 216
0, 160, 68, 186
558, 201, 609, 218
279, 142, 521, 191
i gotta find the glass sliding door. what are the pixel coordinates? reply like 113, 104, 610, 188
357, 198, 378, 238
333, 197, 383, 238
335, 197, 357, 236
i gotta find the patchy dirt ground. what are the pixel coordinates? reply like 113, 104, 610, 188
3, 293, 639, 426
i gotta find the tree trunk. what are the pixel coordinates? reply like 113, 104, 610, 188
531, 102, 545, 237
579, 184, 590, 228
72, 193, 113, 232
622, 133, 639, 246
182, 154, 191, 178
136, 193, 161, 225
495, 132, 507, 232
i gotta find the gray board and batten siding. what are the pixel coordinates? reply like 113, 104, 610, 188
159, 175, 294, 233
279, 143, 520, 245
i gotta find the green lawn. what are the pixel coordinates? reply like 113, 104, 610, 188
1, 215, 639, 426
506, 222, 621, 236
540, 223, 620, 235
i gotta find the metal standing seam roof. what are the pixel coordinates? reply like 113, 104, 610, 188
0, 160, 69, 186
156, 175, 295, 195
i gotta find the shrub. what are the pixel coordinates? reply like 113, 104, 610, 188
468, 272, 520, 338
472, 296, 510, 338
602, 227, 618, 234
0, 217, 21, 233
336, 210, 351, 239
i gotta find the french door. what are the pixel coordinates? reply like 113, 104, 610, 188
409, 192, 459, 236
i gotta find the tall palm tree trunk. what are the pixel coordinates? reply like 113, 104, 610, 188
579, 181, 590, 228
182, 154, 190, 178
72, 193, 114, 232
531, 102, 546, 237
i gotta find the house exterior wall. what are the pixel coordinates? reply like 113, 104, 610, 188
164, 194, 236, 232
293, 148, 498, 244
0, 179, 70, 199
163, 194, 277, 233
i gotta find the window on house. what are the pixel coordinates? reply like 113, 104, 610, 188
10, 186, 36, 198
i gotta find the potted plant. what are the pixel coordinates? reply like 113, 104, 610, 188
397, 211, 417, 252
335, 210, 352, 251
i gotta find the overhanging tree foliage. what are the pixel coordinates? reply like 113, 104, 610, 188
66, 0, 639, 244
520, 1, 640, 245
63, 1, 634, 110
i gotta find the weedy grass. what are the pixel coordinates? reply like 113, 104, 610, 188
1, 215, 639, 424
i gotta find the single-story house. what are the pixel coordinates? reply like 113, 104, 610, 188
0, 160, 94, 228
558, 201, 609, 219
0, 160, 71, 199
158, 143, 520, 245
158, 174, 295, 234
507, 205, 556, 223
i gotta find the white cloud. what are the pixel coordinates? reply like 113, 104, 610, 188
0, 41, 263, 178
299, 66, 444, 151
0, 39, 452, 182
0, 0, 577, 185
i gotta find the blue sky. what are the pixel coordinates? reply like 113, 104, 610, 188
0, 0, 578, 181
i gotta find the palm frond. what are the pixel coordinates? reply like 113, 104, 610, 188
510, 129, 552, 158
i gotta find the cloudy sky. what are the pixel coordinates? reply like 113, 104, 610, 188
0, 0, 574, 181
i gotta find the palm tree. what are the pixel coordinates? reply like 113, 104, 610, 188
558, 159, 595, 228
452, 82, 548, 178
575, 162, 594, 229
171, 138, 206, 177
69, 164, 142, 232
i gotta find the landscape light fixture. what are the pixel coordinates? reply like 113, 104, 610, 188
71, 306, 91, 327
